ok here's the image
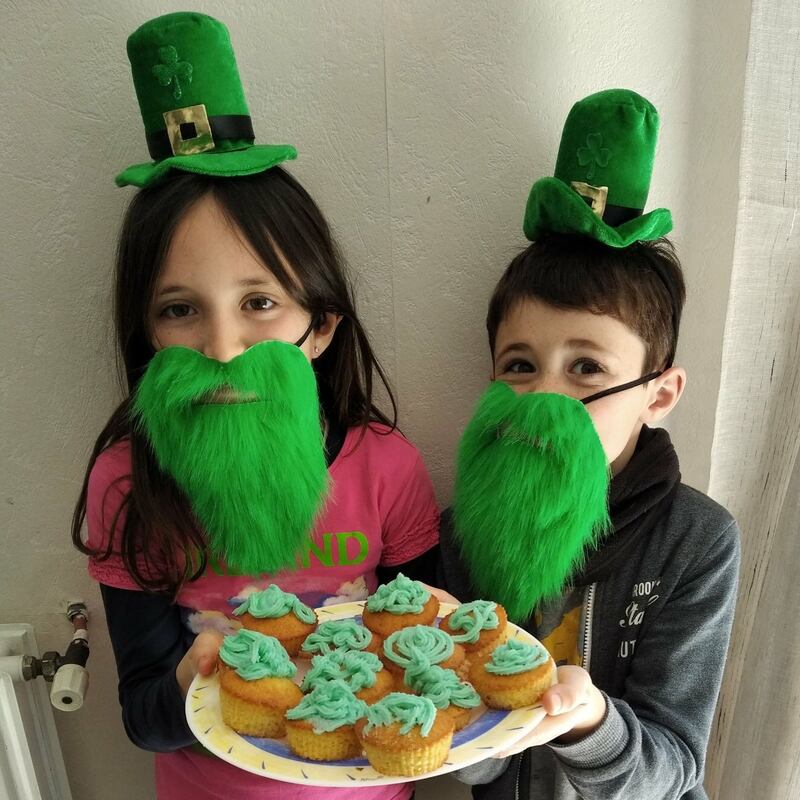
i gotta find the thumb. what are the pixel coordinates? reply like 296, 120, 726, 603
193, 631, 224, 676
543, 666, 592, 714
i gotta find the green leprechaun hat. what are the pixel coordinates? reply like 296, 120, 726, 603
523, 89, 672, 247
115, 12, 296, 188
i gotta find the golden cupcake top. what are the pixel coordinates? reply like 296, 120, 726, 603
404, 665, 480, 710
286, 679, 368, 733
365, 573, 430, 614
383, 624, 454, 675
301, 618, 373, 656
485, 639, 549, 675
300, 649, 383, 693
446, 600, 499, 643
232, 584, 316, 623
363, 692, 438, 737
218, 629, 297, 680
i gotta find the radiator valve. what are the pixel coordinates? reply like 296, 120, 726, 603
4, 602, 91, 711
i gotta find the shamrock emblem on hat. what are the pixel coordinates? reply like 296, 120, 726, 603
152, 45, 193, 101
577, 133, 611, 181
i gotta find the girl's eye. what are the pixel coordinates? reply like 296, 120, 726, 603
160, 303, 194, 319
504, 360, 535, 375
244, 295, 275, 312
571, 359, 603, 376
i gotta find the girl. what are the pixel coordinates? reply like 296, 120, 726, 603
73, 12, 438, 800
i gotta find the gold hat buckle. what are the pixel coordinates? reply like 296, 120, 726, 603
163, 104, 214, 156
571, 181, 608, 218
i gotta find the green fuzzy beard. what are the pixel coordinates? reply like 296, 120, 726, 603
132, 340, 328, 576
453, 381, 610, 623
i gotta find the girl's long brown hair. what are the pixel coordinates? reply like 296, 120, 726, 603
72, 168, 397, 598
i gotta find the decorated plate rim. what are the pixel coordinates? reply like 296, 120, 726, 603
186, 600, 551, 786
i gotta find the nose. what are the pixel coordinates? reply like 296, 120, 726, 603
528, 372, 570, 396
535, 379, 565, 395
201, 314, 247, 363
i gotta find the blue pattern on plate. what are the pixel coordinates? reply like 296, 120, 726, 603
243, 709, 509, 766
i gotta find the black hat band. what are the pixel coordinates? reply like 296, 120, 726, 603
146, 113, 255, 160
578, 193, 643, 227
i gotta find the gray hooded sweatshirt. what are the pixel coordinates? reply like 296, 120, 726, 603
436, 428, 740, 800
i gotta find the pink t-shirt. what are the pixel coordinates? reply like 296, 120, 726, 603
86, 424, 439, 800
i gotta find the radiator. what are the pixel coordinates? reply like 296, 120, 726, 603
0, 624, 74, 800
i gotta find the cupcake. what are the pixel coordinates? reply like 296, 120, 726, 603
469, 639, 556, 709
440, 600, 508, 658
233, 584, 317, 656
362, 573, 439, 638
404, 665, 481, 731
300, 649, 394, 704
354, 693, 454, 776
382, 624, 467, 684
300, 618, 382, 658
285, 679, 368, 761
217, 629, 302, 737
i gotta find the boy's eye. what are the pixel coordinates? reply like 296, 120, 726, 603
504, 359, 535, 375
244, 295, 275, 312
160, 303, 194, 319
571, 359, 603, 376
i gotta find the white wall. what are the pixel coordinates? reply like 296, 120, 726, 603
0, 2, 749, 798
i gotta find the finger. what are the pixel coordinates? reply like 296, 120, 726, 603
541, 683, 589, 715
191, 631, 224, 674
553, 664, 592, 688
492, 707, 588, 757
196, 652, 218, 675
195, 630, 224, 651
522, 707, 587, 748
541, 669, 592, 715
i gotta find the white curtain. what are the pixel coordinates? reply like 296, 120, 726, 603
705, 1, 800, 797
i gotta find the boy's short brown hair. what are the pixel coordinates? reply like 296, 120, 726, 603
486, 234, 686, 373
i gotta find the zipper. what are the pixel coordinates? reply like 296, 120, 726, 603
513, 751, 524, 800
513, 589, 593, 800
581, 583, 596, 671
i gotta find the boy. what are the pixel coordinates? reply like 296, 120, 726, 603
437, 90, 740, 799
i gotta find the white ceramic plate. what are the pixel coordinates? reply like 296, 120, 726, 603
186, 600, 552, 786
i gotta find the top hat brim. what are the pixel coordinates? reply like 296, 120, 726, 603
523, 177, 672, 247
115, 143, 297, 188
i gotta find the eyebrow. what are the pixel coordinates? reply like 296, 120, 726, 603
156, 277, 279, 297
565, 338, 615, 356
496, 339, 617, 360
495, 342, 532, 360
237, 277, 280, 289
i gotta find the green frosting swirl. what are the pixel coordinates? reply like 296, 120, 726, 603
301, 619, 373, 656
485, 639, 549, 676
218, 629, 297, 680
447, 600, 499, 644
286, 679, 368, 733
364, 692, 437, 737
404, 665, 480, 710
383, 625, 454, 678
366, 573, 429, 614
232, 584, 316, 624
300, 650, 383, 693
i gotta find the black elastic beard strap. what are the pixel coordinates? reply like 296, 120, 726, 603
581, 370, 664, 406
293, 313, 320, 349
